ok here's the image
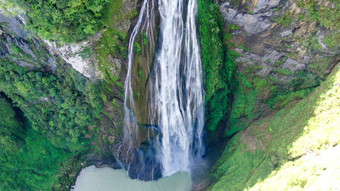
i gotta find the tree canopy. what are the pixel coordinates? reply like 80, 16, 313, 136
6, 0, 110, 42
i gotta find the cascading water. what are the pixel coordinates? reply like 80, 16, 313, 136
149, 0, 205, 176
121, 0, 159, 180
124, 0, 205, 178
124, 0, 155, 148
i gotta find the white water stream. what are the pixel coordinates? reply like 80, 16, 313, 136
149, 0, 204, 176
124, 0, 205, 177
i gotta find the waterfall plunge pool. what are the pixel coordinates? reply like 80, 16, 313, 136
72, 166, 192, 191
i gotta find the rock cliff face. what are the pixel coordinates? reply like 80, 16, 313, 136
0, 9, 102, 79
0, 11, 57, 70
207, 0, 339, 190
217, 0, 339, 136
43, 38, 102, 79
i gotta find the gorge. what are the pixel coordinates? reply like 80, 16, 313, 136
0, 0, 339, 190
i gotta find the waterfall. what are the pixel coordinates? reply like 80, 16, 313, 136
124, 0, 205, 178
124, 0, 157, 148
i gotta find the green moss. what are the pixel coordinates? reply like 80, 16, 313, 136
275, 11, 294, 26
142, 32, 148, 45
226, 73, 257, 136
95, 27, 126, 86
211, 135, 270, 191
10, 44, 20, 55
300, 36, 324, 51
198, 0, 236, 139
265, 71, 322, 109
323, 32, 340, 50
309, 57, 334, 78
76, 46, 92, 59
211, 66, 340, 191
284, 0, 340, 54
274, 68, 293, 75
93, 0, 132, 88
135, 42, 142, 55
253, 77, 269, 89
226, 74, 273, 137
138, 69, 144, 78
297, 0, 340, 30
266, 88, 311, 109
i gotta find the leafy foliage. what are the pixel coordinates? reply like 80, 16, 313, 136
0, 59, 103, 153
3, 0, 110, 42
0, 96, 72, 190
198, 0, 236, 139
0, 53, 108, 189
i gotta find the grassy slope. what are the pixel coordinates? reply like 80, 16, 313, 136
210, 65, 340, 190
226, 67, 321, 138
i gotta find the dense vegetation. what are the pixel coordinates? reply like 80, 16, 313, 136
0, 58, 104, 152
198, 0, 236, 140
0, 95, 71, 190
226, 65, 322, 138
0, 0, 129, 188
2, 0, 110, 42
0, 53, 105, 189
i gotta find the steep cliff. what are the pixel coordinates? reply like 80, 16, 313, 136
0, 0, 339, 190
219, 0, 339, 137
208, 0, 340, 190
0, 0, 142, 189
211, 64, 340, 190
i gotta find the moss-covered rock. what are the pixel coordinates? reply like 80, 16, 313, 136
217, 0, 339, 138
210, 65, 340, 190
198, 0, 236, 142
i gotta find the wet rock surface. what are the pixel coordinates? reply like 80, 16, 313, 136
82, 0, 162, 181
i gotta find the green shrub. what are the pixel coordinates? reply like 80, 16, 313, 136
198, 0, 236, 139
4, 0, 111, 42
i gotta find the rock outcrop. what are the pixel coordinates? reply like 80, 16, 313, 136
43, 37, 102, 79
208, 0, 340, 190
218, 0, 339, 136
